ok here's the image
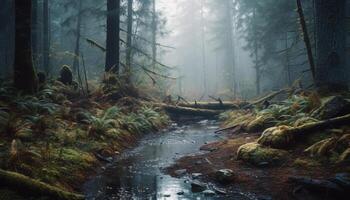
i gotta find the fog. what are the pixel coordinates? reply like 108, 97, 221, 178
158, 0, 254, 101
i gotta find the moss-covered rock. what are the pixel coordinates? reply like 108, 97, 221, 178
246, 114, 275, 132
257, 126, 294, 149
237, 142, 288, 166
311, 96, 350, 120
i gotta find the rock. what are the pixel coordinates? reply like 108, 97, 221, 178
202, 189, 216, 196
237, 142, 288, 166
311, 96, 350, 120
174, 169, 187, 177
58, 65, 73, 85
191, 180, 207, 192
177, 191, 184, 195
191, 173, 202, 179
289, 176, 346, 198
215, 169, 235, 184
246, 115, 275, 133
330, 173, 350, 190
257, 126, 294, 149
163, 194, 171, 197
213, 186, 227, 195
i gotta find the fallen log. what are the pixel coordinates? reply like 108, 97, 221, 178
258, 113, 350, 149
157, 103, 221, 117
0, 169, 84, 200
177, 102, 239, 110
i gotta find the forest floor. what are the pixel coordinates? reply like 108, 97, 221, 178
0, 74, 169, 200
167, 93, 350, 200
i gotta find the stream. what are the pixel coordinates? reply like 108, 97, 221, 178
83, 120, 257, 200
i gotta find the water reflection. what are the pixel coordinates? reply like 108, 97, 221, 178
83, 120, 252, 200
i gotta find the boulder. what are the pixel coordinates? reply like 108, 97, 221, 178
202, 189, 216, 196
190, 180, 207, 192
311, 96, 350, 120
58, 65, 73, 85
215, 169, 235, 184
174, 169, 187, 177
257, 126, 294, 149
237, 142, 288, 166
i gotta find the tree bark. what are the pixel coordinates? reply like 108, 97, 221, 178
14, 0, 38, 94
296, 0, 316, 81
32, 0, 38, 69
42, 0, 50, 74
125, 0, 133, 81
105, 0, 120, 74
151, 0, 157, 70
315, 0, 348, 92
73, 0, 82, 74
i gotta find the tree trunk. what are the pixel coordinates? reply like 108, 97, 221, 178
73, 0, 82, 74
42, 0, 50, 74
14, 0, 38, 94
253, 9, 260, 95
125, 0, 133, 81
315, 0, 348, 92
32, 0, 38, 69
296, 0, 316, 81
226, 0, 237, 99
151, 0, 157, 70
105, 0, 120, 74
200, 0, 208, 96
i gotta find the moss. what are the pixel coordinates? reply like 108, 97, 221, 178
293, 158, 321, 169
246, 114, 275, 132
257, 126, 294, 149
237, 142, 288, 166
0, 169, 84, 200
338, 148, 350, 164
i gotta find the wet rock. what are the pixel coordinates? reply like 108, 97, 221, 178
191, 173, 202, 179
289, 176, 347, 199
246, 114, 275, 133
257, 126, 294, 149
177, 191, 184, 195
215, 169, 235, 184
174, 169, 187, 176
213, 186, 227, 195
203, 189, 216, 196
330, 173, 350, 190
195, 160, 203, 165
311, 96, 350, 120
237, 142, 288, 166
191, 180, 207, 192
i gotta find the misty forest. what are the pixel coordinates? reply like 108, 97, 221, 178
1, 0, 350, 199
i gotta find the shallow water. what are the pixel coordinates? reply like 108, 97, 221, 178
83, 120, 256, 200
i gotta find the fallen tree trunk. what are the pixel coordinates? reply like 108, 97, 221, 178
0, 169, 84, 200
258, 113, 350, 149
157, 103, 221, 117
177, 102, 239, 110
